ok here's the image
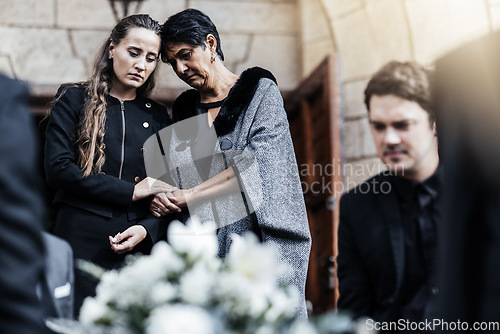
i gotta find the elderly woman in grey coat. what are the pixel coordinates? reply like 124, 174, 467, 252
115, 8, 311, 317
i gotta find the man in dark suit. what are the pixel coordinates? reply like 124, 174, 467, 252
337, 61, 441, 325
0, 73, 48, 333
433, 30, 500, 327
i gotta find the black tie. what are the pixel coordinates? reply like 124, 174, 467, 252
417, 184, 436, 273
416, 184, 439, 320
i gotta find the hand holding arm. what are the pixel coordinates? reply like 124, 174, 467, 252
150, 166, 238, 217
132, 177, 178, 201
150, 192, 181, 217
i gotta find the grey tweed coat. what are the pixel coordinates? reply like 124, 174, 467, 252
144, 67, 311, 317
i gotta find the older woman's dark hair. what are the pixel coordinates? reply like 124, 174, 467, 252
364, 61, 435, 126
160, 8, 224, 62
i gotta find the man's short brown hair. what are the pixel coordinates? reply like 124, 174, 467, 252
364, 61, 434, 125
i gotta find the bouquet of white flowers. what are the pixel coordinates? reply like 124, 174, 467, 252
47, 218, 366, 334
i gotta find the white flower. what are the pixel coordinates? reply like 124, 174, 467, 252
93, 270, 120, 304
96, 263, 152, 309
146, 304, 216, 334
264, 287, 299, 323
179, 261, 215, 305
76, 260, 106, 280
255, 325, 275, 334
226, 233, 284, 285
67, 226, 336, 334
210, 233, 290, 319
198, 251, 222, 273
151, 281, 177, 305
315, 312, 357, 334
79, 297, 112, 325
93, 242, 185, 310
149, 241, 185, 274
286, 320, 319, 334
214, 270, 270, 318
167, 217, 218, 261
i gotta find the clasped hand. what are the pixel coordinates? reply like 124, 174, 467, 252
132, 177, 177, 201
150, 188, 191, 217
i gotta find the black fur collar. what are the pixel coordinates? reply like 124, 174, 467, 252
171, 67, 276, 136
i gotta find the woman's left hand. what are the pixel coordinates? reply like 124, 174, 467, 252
109, 225, 147, 254
150, 191, 181, 217
166, 188, 191, 207
132, 177, 177, 202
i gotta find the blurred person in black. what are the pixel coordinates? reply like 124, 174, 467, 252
337, 61, 442, 328
433, 30, 500, 329
0, 73, 47, 333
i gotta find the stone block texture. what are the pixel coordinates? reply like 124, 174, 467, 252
299, 0, 500, 165
1, 0, 301, 96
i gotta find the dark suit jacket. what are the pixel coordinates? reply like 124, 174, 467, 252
40, 232, 74, 320
0, 74, 47, 333
337, 172, 407, 322
433, 30, 500, 325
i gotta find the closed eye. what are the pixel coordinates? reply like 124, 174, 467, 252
370, 121, 386, 131
146, 55, 157, 63
180, 51, 192, 61
393, 121, 410, 130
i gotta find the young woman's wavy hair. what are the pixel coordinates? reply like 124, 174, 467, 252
77, 14, 161, 176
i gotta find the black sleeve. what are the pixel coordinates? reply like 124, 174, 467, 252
44, 86, 135, 207
139, 214, 171, 244
337, 193, 375, 319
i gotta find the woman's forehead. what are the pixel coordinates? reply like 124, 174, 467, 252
167, 42, 194, 51
119, 27, 160, 50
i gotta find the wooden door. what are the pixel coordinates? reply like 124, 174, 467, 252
285, 55, 343, 314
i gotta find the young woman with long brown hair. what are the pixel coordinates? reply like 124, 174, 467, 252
44, 14, 177, 317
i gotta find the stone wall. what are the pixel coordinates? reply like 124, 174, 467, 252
3, 0, 496, 187
0, 0, 300, 101
299, 0, 500, 187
